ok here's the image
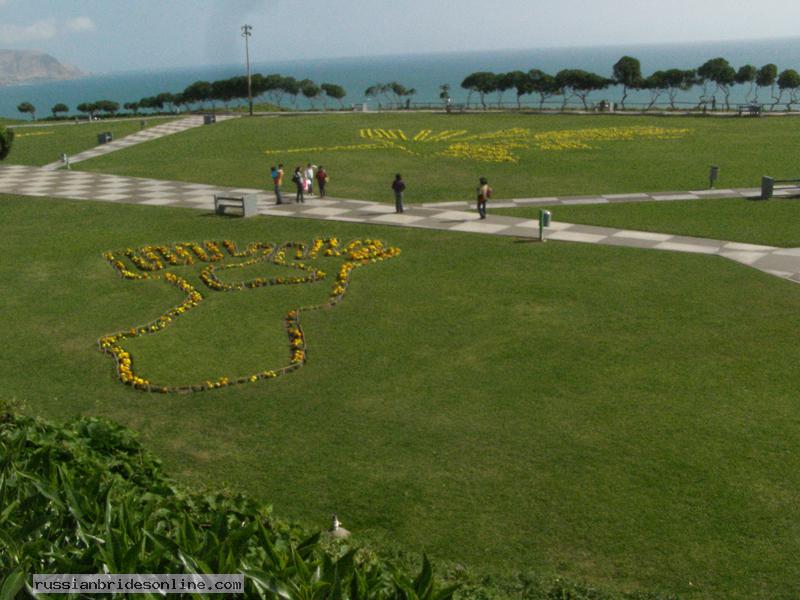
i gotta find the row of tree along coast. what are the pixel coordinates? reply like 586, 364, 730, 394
458, 56, 800, 111
12, 56, 800, 121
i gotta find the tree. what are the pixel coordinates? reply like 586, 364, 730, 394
95, 100, 120, 115
321, 83, 346, 109
0, 126, 14, 160
494, 72, 517, 108
438, 83, 451, 104
17, 102, 36, 121
528, 69, 559, 110
139, 96, 163, 113
612, 56, 642, 109
365, 83, 389, 107
658, 69, 696, 109
777, 69, 800, 110
211, 79, 236, 109
555, 70, 577, 109
51, 103, 69, 118
461, 72, 496, 109
156, 92, 176, 113
381, 82, 415, 107
123, 101, 140, 115
76, 102, 98, 119
172, 93, 186, 113
555, 70, 609, 110
697, 58, 736, 110
281, 77, 301, 107
182, 80, 212, 109
572, 71, 612, 110
508, 71, 533, 108
756, 64, 778, 108
641, 72, 667, 111
735, 64, 758, 102
301, 79, 321, 109
262, 74, 287, 107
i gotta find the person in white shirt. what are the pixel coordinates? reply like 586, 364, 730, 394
305, 163, 316, 196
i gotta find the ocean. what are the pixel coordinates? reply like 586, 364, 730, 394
3, 36, 800, 118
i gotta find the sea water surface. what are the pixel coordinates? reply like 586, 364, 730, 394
3, 36, 800, 118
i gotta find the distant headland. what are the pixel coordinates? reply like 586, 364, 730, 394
0, 49, 86, 85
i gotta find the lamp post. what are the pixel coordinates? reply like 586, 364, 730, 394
241, 24, 253, 116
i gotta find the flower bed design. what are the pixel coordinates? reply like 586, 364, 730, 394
263, 126, 691, 164
14, 131, 55, 138
99, 238, 400, 393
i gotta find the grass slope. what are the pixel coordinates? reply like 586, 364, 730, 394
3, 195, 800, 598
5, 117, 176, 166
71, 113, 800, 202
496, 197, 800, 248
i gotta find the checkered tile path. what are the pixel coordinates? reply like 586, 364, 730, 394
40, 115, 239, 171
422, 187, 771, 209
2, 162, 800, 284
0, 164, 269, 208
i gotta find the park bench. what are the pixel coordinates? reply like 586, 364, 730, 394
760, 176, 800, 200
213, 193, 258, 217
737, 103, 762, 116
445, 103, 466, 113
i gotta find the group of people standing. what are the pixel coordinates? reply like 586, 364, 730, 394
271, 163, 329, 204
270, 164, 493, 219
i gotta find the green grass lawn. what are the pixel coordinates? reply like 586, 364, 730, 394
4, 116, 177, 166
495, 196, 800, 247
3, 194, 800, 598
71, 112, 800, 203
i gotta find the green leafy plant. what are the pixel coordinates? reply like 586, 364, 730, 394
0, 401, 457, 599
0, 127, 13, 161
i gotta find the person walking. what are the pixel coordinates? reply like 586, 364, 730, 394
272, 163, 284, 205
316, 166, 328, 198
292, 166, 305, 203
391, 173, 406, 213
476, 176, 492, 219
305, 163, 316, 196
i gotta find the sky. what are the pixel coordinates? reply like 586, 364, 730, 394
3, 0, 800, 73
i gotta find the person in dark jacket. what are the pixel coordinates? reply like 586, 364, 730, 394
391, 173, 406, 213
292, 166, 305, 203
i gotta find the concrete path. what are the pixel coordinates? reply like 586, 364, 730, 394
2, 163, 800, 284
422, 187, 781, 210
40, 115, 239, 171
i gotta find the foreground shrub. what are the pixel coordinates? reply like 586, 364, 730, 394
0, 402, 456, 599
0, 401, 674, 599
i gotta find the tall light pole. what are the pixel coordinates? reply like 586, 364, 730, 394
241, 24, 253, 116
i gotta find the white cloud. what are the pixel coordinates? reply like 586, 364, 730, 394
65, 16, 96, 34
0, 19, 57, 44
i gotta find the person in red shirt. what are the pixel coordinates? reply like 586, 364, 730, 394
316, 166, 328, 198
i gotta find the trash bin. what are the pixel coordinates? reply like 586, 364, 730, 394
761, 176, 774, 200
203, 114, 216, 125
539, 209, 552, 241
97, 132, 112, 144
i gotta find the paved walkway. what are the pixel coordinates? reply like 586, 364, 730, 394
3, 163, 800, 284
40, 115, 239, 171
422, 187, 774, 209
